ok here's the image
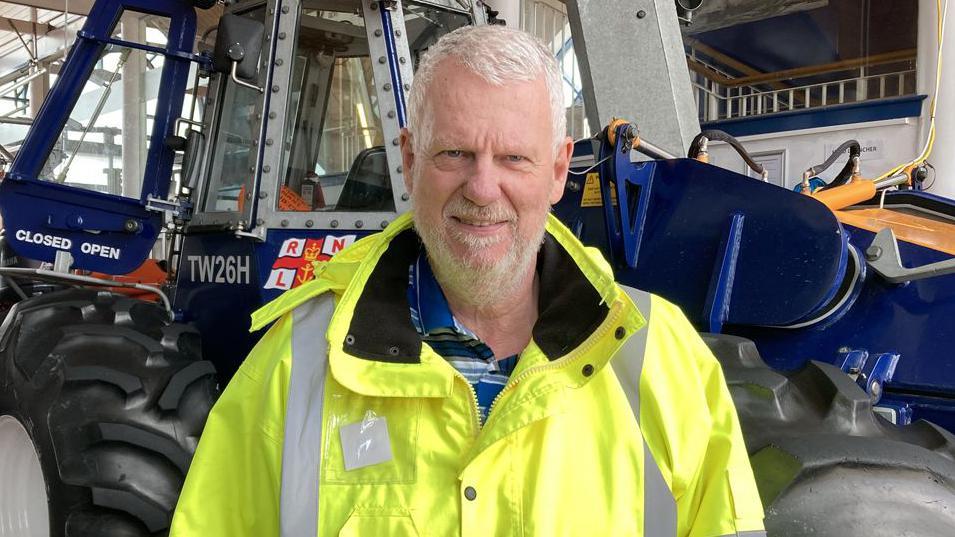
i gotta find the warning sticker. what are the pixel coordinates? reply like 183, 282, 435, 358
580, 173, 616, 207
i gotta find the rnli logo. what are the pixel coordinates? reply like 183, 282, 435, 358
264, 235, 356, 290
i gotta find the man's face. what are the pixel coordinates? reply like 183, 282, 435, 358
400, 60, 573, 285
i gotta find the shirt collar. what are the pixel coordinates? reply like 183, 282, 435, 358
408, 249, 474, 337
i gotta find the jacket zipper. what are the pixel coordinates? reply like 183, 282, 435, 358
483, 302, 625, 426
451, 368, 482, 434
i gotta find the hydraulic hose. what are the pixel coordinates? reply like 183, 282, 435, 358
806, 140, 860, 187
688, 130, 765, 177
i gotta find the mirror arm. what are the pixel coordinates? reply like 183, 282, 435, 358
231, 61, 264, 94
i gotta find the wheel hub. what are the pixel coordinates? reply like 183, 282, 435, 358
0, 415, 49, 537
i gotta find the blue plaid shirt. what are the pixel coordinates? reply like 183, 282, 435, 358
408, 250, 518, 425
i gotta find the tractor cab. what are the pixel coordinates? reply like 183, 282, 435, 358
0, 0, 490, 380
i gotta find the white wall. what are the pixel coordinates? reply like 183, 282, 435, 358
917, 0, 955, 198
488, 0, 522, 27
706, 118, 920, 189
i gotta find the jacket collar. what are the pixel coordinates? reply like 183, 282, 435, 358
322, 212, 632, 398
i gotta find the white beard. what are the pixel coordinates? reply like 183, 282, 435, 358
412, 193, 547, 309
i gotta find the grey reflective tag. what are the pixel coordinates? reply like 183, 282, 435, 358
340, 413, 393, 471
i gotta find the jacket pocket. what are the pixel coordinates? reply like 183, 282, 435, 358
338, 509, 421, 537
322, 387, 420, 484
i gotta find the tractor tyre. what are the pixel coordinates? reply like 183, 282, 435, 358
704, 333, 955, 537
0, 289, 218, 537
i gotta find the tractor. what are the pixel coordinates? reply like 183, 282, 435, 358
0, 0, 953, 535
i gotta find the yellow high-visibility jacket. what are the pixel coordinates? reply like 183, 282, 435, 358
170, 212, 765, 537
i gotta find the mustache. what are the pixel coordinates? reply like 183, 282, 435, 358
442, 197, 517, 223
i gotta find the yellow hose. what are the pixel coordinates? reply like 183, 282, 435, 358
876, 0, 947, 180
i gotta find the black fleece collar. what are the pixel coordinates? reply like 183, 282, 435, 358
343, 229, 610, 363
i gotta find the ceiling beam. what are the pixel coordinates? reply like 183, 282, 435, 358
0, 15, 54, 35
685, 0, 828, 34
0, 0, 94, 17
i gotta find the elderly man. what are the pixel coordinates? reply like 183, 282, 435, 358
171, 25, 765, 537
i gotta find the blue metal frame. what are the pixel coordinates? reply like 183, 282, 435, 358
0, 0, 197, 274
379, 5, 407, 127
558, 140, 955, 432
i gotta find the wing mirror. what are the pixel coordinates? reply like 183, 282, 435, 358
675, 0, 704, 25
213, 14, 265, 93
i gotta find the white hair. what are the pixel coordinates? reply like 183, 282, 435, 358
406, 24, 566, 154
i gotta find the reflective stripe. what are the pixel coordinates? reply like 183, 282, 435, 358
612, 287, 678, 537
643, 440, 677, 537
280, 295, 335, 537
722, 532, 767, 537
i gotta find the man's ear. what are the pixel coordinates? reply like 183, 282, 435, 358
399, 128, 415, 195
549, 136, 574, 204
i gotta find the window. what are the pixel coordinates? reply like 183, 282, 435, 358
278, 2, 470, 213
40, 13, 172, 198
201, 6, 269, 212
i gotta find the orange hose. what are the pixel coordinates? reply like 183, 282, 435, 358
811, 180, 877, 211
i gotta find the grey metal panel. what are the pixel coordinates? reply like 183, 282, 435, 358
565, 0, 699, 156
280, 294, 336, 537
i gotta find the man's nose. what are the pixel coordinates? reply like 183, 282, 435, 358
461, 154, 503, 206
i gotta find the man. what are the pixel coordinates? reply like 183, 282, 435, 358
171, 24, 765, 537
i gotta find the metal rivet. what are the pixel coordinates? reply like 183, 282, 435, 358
370, 1, 378, 9
275, 58, 284, 66
259, 191, 268, 199
263, 165, 271, 173
403, 83, 410, 91
464, 486, 477, 501
255, 112, 263, 119
281, 5, 289, 13
265, 34, 271, 41
399, 57, 406, 64
388, 346, 400, 356
378, 56, 387, 64
374, 29, 382, 37
380, 221, 389, 229
614, 326, 626, 339
582, 364, 595, 377
345, 334, 355, 345
401, 193, 410, 201
306, 220, 314, 228
567, 181, 581, 192
246, 191, 253, 200
392, 138, 399, 146
252, 139, 258, 146
396, 165, 403, 173
278, 32, 286, 39
636, 10, 647, 18
265, 139, 274, 146
395, 29, 401, 36
268, 8, 274, 14
256, 218, 265, 225
866, 246, 882, 261
272, 85, 280, 93
355, 220, 364, 228
331, 220, 339, 228
269, 112, 277, 119
387, 110, 395, 118
383, 83, 392, 91
281, 219, 289, 227
249, 166, 256, 172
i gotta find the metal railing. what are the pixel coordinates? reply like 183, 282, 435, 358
692, 68, 917, 122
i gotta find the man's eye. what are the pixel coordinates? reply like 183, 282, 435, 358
506, 155, 526, 163
442, 150, 464, 158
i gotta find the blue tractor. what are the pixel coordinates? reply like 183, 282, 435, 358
0, 0, 952, 535
0, 0, 485, 534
